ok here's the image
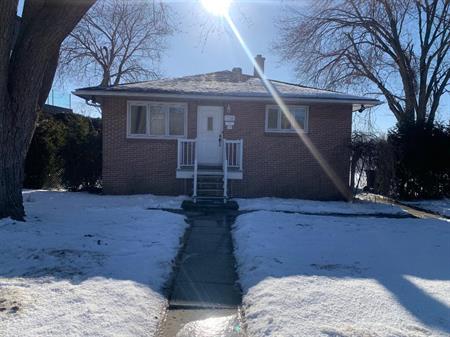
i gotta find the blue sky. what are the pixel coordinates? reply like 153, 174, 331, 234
21, 0, 448, 133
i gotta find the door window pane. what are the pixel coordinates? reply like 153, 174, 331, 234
130, 105, 147, 134
207, 116, 214, 131
267, 108, 278, 129
169, 106, 185, 136
150, 105, 165, 135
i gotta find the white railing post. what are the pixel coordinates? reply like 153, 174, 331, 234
186, 141, 189, 166
223, 159, 228, 202
222, 139, 244, 170
192, 139, 197, 167
177, 139, 181, 169
193, 159, 198, 201
177, 139, 197, 168
239, 139, 243, 171
223, 142, 228, 202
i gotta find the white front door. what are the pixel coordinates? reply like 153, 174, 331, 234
197, 106, 224, 165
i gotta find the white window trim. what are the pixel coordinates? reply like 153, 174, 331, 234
127, 100, 188, 139
265, 105, 309, 133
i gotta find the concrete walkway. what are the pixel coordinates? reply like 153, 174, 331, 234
158, 211, 245, 337
358, 193, 450, 221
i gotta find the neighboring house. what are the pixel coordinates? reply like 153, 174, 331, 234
74, 55, 379, 201
43, 104, 73, 115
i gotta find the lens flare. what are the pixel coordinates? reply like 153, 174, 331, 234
201, 0, 232, 16
224, 13, 351, 200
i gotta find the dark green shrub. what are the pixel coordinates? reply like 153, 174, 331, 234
388, 123, 450, 200
23, 113, 66, 188
372, 139, 396, 196
350, 133, 396, 197
59, 114, 102, 191
351, 123, 449, 200
24, 112, 102, 192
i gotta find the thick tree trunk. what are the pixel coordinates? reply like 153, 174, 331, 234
0, 146, 25, 220
0, 94, 37, 220
0, 0, 96, 220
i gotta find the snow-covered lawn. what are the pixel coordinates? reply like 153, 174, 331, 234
0, 190, 187, 337
236, 197, 406, 215
403, 199, 450, 218
233, 210, 450, 337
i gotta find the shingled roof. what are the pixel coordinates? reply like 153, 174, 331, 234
74, 70, 380, 107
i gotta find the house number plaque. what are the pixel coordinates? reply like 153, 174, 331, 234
224, 114, 235, 129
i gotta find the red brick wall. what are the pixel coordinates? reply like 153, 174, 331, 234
223, 102, 352, 200
101, 97, 193, 195
101, 97, 352, 199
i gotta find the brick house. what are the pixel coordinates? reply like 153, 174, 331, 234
74, 56, 379, 201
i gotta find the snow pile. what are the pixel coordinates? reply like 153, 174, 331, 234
403, 199, 450, 217
0, 190, 187, 337
236, 197, 406, 215
233, 211, 450, 337
21, 189, 187, 210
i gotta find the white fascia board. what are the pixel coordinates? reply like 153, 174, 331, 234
73, 90, 381, 107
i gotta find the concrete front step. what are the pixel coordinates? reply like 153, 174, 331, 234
197, 196, 224, 200
197, 190, 224, 198
195, 171, 224, 176
182, 199, 239, 210
197, 188, 224, 193
197, 175, 223, 182
198, 165, 222, 170
196, 195, 225, 201
197, 194, 224, 199
197, 182, 223, 189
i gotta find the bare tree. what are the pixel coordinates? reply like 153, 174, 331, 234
277, 0, 450, 126
59, 0, 172, 87
0, 0, 95, 220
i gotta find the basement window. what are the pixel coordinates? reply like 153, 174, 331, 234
265, 105, 309, 133
127, 101, 187, 138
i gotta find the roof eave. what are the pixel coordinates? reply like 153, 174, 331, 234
73, 89, 381, 107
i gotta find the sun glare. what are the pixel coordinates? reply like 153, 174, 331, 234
201, 0, 232, 16
224, 14, 351, 200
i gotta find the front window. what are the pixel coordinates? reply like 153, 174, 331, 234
292, 107, 307, 129
267, 108, 278, 129
280, 111, 291, 130
265, 105, 309, 132
127, 101, 187, 138
150, 105, 165, 136
129, 105, 147, 135
169, 106, 185, 136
